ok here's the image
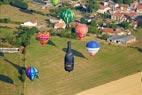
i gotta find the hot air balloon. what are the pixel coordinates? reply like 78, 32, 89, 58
26, 66, 39, 81
64, 41, 74, 72
36, 32, 51, 46
60, 9, 74, 24
75, 23, 88, 40
86, 41, 100, 56
51, 0, 59, 6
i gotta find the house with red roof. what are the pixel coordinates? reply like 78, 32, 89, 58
124, 12, 137, 20
101, 28, 127, 36
97, 1, 111, 14
137, 4, 142, 13
111, 12, 126, 21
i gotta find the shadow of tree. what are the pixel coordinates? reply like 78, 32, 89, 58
48, 40, 56, 47
0, 74, 14, 84
19, 9, 33, 14
63, 48, 87, 59
0, 52, 4, 57
4, 59, 26, 81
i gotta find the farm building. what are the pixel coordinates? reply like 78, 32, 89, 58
107, 35, 136, 45
101, 28, 128, 36
21, 20, 37, 27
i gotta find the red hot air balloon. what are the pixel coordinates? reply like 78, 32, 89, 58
75, 23, 88, 40
36, 32, 51, 46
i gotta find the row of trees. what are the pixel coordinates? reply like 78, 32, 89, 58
113, 0, 133, 4
0, 27, 38, 47
0, 0, 28, 10
15, 27, 38, 47
0, 18, 22, 24
87, 0, 99, 12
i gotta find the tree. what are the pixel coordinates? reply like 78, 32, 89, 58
0, 0, 12, 4
15, 27, 38, 47
123, 0, 133, 4
113, 0, 123, 4
88, 0, 99, 12
113, 0, 133, 4
10, 0, 28, 10
120, 21, 130, 29
88, 20, 100, 34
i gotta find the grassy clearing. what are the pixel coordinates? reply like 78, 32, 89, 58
0, 53, 23, 95
0, 5, 47, 28
24, 36, 142, 95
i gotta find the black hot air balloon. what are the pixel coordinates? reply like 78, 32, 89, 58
64, 41, 74, 72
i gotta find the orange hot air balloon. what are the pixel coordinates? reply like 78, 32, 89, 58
36, 32, 51, 46
75, 23, 88, 40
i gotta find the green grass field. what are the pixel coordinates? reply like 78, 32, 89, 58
24, 36, 142, 95
0, 4, 142, 95
0, 35, 142, 95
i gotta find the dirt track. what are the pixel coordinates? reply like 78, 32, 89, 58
76, 72, 142, 95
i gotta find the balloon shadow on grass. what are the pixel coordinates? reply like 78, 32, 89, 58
48, 40, 57, 47
137, 47, 142, 53
0, 74, 14, 84
128, 46, 142, 53
19, 9, 33, 14
63, 48, 87, 59
0, 52, 4, 57
4, 59, 26, 82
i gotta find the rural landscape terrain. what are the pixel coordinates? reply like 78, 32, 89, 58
0, 0, 142, 95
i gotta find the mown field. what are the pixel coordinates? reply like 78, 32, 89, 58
24, 36, 142, 95
0, 4, 142, 95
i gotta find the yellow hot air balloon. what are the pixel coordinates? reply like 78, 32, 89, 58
51, 0, 59, 6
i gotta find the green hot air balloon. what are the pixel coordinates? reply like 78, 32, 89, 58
60, 9, 74, 24
51, 0, 59, 6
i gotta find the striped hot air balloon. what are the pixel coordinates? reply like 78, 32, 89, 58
36, 32, 51, 46
60, 9, 74, 24
86, 41, 100, 56
75, 23, 88, 40
51, 0, 59, 6
26, 66, 39, 81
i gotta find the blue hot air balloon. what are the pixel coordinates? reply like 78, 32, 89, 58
26, 66, 39, 81
86, 41, 100, 56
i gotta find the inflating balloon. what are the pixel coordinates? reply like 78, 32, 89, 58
26, 66, 39, 81
51, 0, 59, 6
64, 41, 74, 72
75, 23, 88, 40
60, 9, 74, 24
36, 32, 51, 46
86, 41, 100, 56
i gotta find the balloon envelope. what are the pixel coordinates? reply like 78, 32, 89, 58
36, 32, 50, 46
86, 41, 100, 56
64, 41, 74, 72
51, 0, 59, 6
75, 23, 88, 40
26, 66, 38, 81
60, 9, 74, 24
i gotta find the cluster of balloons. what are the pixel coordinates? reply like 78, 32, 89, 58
59, 9, 89, 40
64, 41, 100, 72
36, 32, 51, 46
26, 66, 39, 81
